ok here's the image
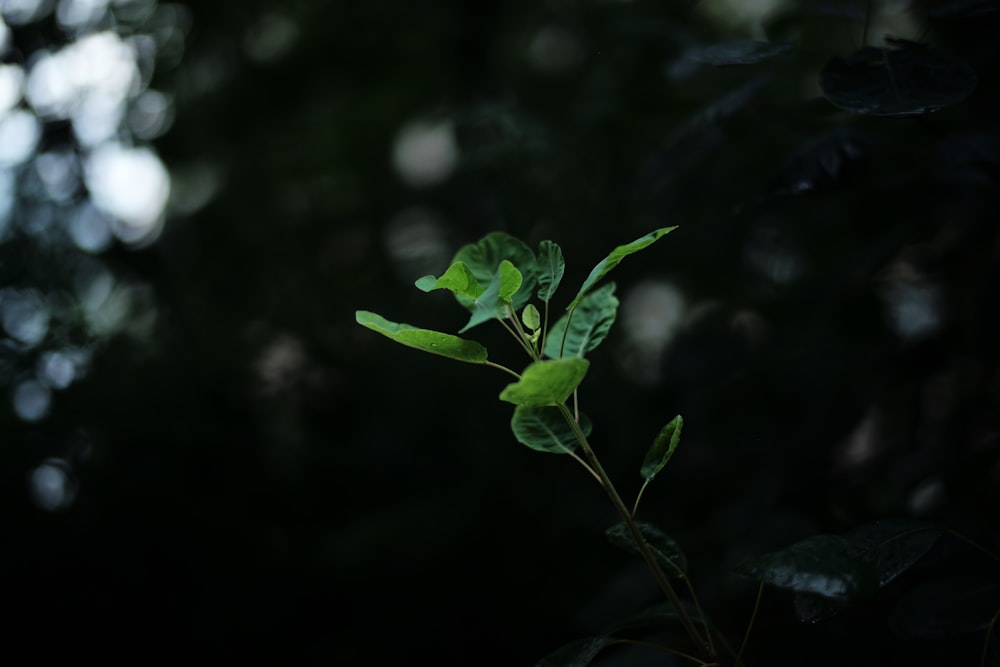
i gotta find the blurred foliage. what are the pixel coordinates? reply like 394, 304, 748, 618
3, 0, 1000, 665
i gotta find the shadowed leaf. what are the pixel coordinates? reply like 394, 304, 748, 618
607, 522, 688, 577
544, 283, 618, 359
511, 406, 591, 454
735, 535, 877, 599
640, 415, 683, 482
534, 637, 611, 667
536, 240, 565, 303
688, 40, 794, 65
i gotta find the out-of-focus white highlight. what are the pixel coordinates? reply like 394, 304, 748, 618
619, 281, 686, 384
28, 458, 77, 510
0, 109, 41, 166
85, 143, 170, 245
393, 120, 459, 188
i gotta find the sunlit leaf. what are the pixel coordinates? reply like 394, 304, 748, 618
452, 232, 537, 311
459, 260, 523, 333
889, 576, 1000, 638
499, 359, 589, 407
534, 637, 611, 667
640, 415, 683, 482
820, 46, 977, 116
735, 535, 877, 599
606, 522, 688, 577
415, 261, 484, 300
568, 227, 676, 310
536, 240, 565, 303
522, 304, 541, 331
510, 405, 590, 454
688, 40, 794, 65
355, 311, 488, 364
545, 284, 618, 358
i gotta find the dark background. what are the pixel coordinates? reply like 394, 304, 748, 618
3, 1, 999, 665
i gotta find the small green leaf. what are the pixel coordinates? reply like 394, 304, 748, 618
568, 227, 676, 310
640, 415, 683, 482
511, 406, 590, 454
522, 304, 541, 331
415, 261, 484, 300
544, 284, 618, 359
735, 535, 878, 599
499, 358, 589, 407
536, 240, 565, 303
534, 637, 611, 667
459, 261, 523, 333
355, 311, 488, 363
453, 232, 537, 311
497, 259, 523, 303
606, 522, 688, 577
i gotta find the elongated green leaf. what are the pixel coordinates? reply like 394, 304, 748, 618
415, 261, 484, 300
735, 535, 878, 599
499, 358, 589, 407
511, 406, 591, 454
568, 227, 677, 310
640, 415, 683, 482
534, 637, 611, 667
606, 522, 688, 577
536, 240, 565, 303
355, 311, 488, 363
544, 284, 619, 359
452, 232, 537, 311
459, 260, 523, 333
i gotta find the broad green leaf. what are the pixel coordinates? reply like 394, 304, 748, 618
606, 522, 688, 577
355, 311, 488, 364
844, 519, 943, 588
536, 240, 565, 303
522, 304, 541, 331
510, 406, 591, 454
534, 637, 611, 667
640, 415, 683, 482
568, 227, 676, 310
414, 261, 484, 300
544, 284, 618, 359
735, 535, 878, 599
819, 47, 977, 116
459, 260, 523, 333
499, 358, 589, 407
452, 232, 537, 311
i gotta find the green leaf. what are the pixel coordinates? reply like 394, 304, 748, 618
510, 406, 591, 454
355, 311, 488, 364
522, 304, 541, 331
819, 47, 977, 117
735, 535, 878, 599
536, 240, 565, 303
414, 261, 484, 300
606, 522, 688, 577
544, 283, 619, 359
534, 637, 611, 667
459, 260, 523, 333
452, 232, 537, 311
843, 519, 943, 588
640, 415, 683, 482
568, 227, 676, 310
499, 358, 589, 407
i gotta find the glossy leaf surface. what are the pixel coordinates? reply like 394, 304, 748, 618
355, 311, 488, 363
735, 535, 877, 599
499, 358, 589, 407
511, 406, 591, 453
452, 232, 537, 311
536, 240, 565, 303
534, 637, 610, 667
544, 283, 618, 359
640, 415, 682, 482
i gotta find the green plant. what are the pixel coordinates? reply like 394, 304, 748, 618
356, 229, 999, 667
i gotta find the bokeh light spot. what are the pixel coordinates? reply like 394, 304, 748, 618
28, 457, 77, 510
392, 120, 458, 188
13, 379, 51, 421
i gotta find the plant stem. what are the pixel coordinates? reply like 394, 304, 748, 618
735, 582, 764, 667
484, 360, 521, 379
556, 403, 715, 662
